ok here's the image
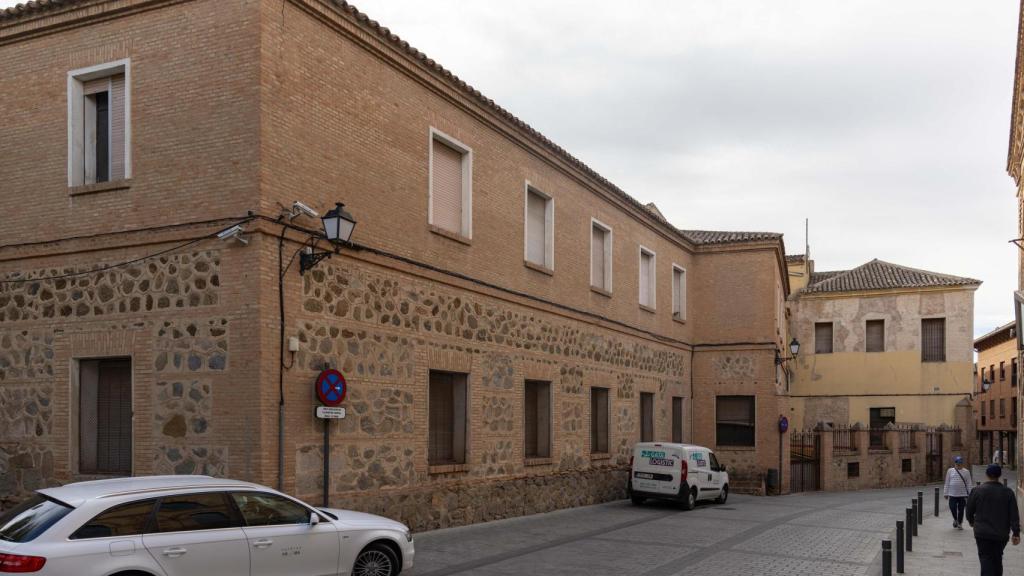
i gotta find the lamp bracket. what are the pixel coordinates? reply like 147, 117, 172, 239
300, 250, 332, 275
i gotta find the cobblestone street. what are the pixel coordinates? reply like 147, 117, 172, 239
406, 483, 991, 576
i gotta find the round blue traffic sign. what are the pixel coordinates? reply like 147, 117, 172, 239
778, 415, 789, 433
315, 369, 347, 407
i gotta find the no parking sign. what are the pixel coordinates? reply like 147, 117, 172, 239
315, 369, 348, 407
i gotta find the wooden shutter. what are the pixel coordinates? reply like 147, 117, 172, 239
640, 392, 654, 442
524, 380, 550, 458
525, 381, 538, 457
431, 140, 463, 234
815, 322, 833, 354
921, 318, 946, 362
591, 226, 605, 288
866, 320, 885, 352
673, 268, 685, 318
96, 359, 131, 475
590, 388, 609, 453
526, 191, 547, 266
640, 251, 653, 307
428, 372, 454, 465
672, 397, 683, 443
110, 74, 126, 180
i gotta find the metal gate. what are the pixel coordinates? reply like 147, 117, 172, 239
926, 431, 943, 483
790, 430, 820, 492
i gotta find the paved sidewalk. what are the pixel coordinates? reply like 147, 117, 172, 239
897, 470, 1021, 576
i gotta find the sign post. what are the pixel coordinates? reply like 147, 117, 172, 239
314, 368, 347, 507
778, 415, 789, 495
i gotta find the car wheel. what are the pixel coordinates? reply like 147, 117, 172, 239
682, 487, 697, 511
353, 543, 399, 576
716, 485, 729, 504
630, 494, 645, 505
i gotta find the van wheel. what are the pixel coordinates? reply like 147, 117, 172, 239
630, 495, 644, 505
716, 485, 729, 504
682, 487, 697, 511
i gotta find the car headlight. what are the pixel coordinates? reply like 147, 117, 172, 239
404, 530, 413, 542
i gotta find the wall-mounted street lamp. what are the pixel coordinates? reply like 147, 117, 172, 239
300, 203, 357, 275
775, 338, 801, 366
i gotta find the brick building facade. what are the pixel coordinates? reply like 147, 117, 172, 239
0, 0, 794, 529
973, 322, 1018, 469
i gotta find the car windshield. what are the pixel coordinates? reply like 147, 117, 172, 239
0, 494, 73, 543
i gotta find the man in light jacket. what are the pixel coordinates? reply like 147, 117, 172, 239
966, 465, 1021, 576
943, 456, 973, 529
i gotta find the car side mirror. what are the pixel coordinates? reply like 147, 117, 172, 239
309, 513, 320, 526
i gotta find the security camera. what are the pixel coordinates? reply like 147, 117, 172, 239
216, 225, 248, 245
291, 201, 319, 220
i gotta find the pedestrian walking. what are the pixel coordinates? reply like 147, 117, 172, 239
943, 456, 973, 529
966, 464, 1020, 576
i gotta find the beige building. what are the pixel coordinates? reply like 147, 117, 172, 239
1005, 0, 1024, 508
787, 256, 978, 437
0, 0, 798, 527
973, 322, 1018, 468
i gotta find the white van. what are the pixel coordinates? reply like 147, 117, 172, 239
628, 443, 729, 509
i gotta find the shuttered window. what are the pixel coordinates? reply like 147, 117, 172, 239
672, 266, 686, 320
639, 248, 655, 308
591, 222, 611, 291
525, 188, 552, 269
430, 137, 467, 236
590, 387, 609, 453
921, 318, 946, 362
866, 320, 885, 353
78, 73, 127, 185
716, 395, 755, 447
428, 371, 467, 465
524, 381, 551, 458
815, 322, 833, 354
640, 392, 654, 442
79, 358, 132, 475
672, 397, 684, 443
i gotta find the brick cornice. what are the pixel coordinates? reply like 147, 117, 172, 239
0, 0, 191, 44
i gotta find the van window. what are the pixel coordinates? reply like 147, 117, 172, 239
708, 452, 721, 471
0, 494, 73, 543
71, 498, 156, 539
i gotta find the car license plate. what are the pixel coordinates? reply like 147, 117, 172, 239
635, 472, 654, 480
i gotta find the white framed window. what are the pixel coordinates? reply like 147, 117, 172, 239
524, 183, 554, 270
68, 59, 131, 187
638, 246, 656, 309
590, 219, 613, 292
428, 128, 473, 239
672, 264, 687, 320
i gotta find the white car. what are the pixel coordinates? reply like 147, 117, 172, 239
0, 475, 414, 576
627, 442, 729, 509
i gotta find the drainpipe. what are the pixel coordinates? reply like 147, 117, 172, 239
278, 226, 287, 491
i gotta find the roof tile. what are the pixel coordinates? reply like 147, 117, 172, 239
803, 259, 980, 294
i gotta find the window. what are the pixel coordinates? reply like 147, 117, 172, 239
230, 492, 311, 526
524, 186, 553, 270
848, 462, 860, 478
1013, 359, 1018, 387
71, 499, 156, 539
152, 493, 241, 533
921, 318, 946, 362
866, 320, 885, 353
1012, 398, 1017, 427
640, 392, 654, 442
990, 399, 995, 419
1000, 361, 1006, 381
815, 322, 834, 354
79, 358, 132, 475
639, 247, 656, 309
672, 397, 684, 443
1000, 398, 1006, 418
590, 387, 610, 453
68, 59, 130, 186
902, 459, 912, 473
590, 219, 613, 293
524, 380, 551, 459
716, 396, 755, 447
429, 129, 472, 238
0, 494, 73, 544
428, 371, 468, 466
708, 452, 721, 472
672, 266, 687, 321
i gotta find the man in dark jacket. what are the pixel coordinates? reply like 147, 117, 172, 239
966, 464, 1020, 576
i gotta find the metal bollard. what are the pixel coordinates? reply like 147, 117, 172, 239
934, 486, 939, 517
906, 508, 914, 551
911, 502, 918, 537
882, 540, 892, 576
896, 521, 905, 573
917, 492, 923, 525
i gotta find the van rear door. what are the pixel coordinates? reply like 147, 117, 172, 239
632, 444, 683, 496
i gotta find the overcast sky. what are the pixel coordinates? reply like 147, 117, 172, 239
4, 0, 1019, 337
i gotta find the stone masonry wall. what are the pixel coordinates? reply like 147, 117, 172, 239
289, 259, 690, 530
